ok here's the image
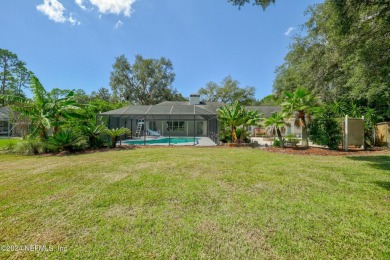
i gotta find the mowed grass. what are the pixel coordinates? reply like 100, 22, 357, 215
0, 138, 19, 148
0, 147, 389, 259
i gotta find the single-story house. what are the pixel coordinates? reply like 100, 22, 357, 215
100, 94, 302, 145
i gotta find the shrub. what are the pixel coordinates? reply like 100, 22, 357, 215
47, 129, 84, 152
80, 121, 108, 149
308, 107, 342, 150
103, 127, 131, 148
13, 139, 47, 155
273, 139, 281, 147
236, 127, 250, 143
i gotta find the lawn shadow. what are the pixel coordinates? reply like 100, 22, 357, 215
373, 181, 390, 191
347, 155, 390, 172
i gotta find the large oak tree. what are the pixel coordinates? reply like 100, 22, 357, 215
110, 54, 185, 105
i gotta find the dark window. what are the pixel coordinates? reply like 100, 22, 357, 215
167, 121, 185, 131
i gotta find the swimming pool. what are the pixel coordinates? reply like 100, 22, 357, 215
124, 137, 199, 145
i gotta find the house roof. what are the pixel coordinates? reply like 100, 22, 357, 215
100, 101, 282, 119
245, 106, 281, 118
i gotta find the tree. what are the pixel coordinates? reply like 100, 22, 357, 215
256, 94, 282, 106
264, 112, 286, 148
217, 101, 260, 142
13, 61, 32, 96
0, 49, 31, 106
103, 127, 130, 148
308, 106, 342, 150
273, 1, 390, 121
91, 87, 111, 102
198, 82, 219, 102
228, 0, 275, 10
199, 76, 256, 105
110, 54, 183, 105
282, 87, 317, 148
4, 76, 80, 140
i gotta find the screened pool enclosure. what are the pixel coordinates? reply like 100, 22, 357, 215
100, 103, 220, 146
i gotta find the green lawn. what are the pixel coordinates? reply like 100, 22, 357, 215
0, 138, 19, 148
0, 147, 389, 259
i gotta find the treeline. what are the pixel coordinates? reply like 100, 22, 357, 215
227, 0, 390, 121
0, 49, 32, 107
272, 1, 390, 121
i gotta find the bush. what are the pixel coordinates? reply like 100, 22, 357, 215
285, 134, 300, 143
236, 127, 250, 143
47, 129, 84, 152
273, 139, 280, 147
12, 139, 47, 155
308, 107, 342, 150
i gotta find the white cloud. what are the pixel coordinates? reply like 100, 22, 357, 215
37, 0, 67, 23
37, 0, 80, 25
284, 27, 295, 36
115, 20, 124, 29
75, 0, 87, 10
69, 14, 81, 26
89, 0, 136, 16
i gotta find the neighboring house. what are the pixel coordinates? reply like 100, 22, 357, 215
248, 106, 303, 138
0, 107, 25, 137
101, 94, 302, 145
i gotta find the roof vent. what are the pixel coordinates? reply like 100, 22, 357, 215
189, 93, 200, 105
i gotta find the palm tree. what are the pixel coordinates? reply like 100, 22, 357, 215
217, 101, 261, 142
103, 127, 130, 148
264, 112, 286, 148
282, 87, 317, 147
217, 101, 244, 142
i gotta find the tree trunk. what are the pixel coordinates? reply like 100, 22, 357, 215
231, 125, 237, 142
1, 57, 7, 107
300, 112, 309, 148
111, 136, 117, 148
277, 128, 284, 148
301, 124, 309, 147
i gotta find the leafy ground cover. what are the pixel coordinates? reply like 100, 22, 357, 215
0, 147, 389, 259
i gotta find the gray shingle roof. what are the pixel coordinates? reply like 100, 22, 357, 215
245, 106, 282, 118
101, 101, 281, 118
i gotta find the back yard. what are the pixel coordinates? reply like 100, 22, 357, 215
0, 147, 389, 259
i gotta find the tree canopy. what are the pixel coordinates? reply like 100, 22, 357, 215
228, 0, 275, 10
273, 1, 390, 121
110, 54, 185, 105
0, 49, 32, 106
198, 76, 256, 105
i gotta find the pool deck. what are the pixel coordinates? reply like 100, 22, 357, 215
118, 136, 217, 146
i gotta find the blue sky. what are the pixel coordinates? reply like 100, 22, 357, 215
1, 0, 323, 100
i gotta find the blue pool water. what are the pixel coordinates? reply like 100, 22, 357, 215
124, 137, 199, 145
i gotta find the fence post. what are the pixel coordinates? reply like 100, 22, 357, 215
345, 115, 348, 151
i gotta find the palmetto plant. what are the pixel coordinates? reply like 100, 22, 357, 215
217, 101, 261, 142
103, 127, 131, 148
47, 129, 84, 152
282, 87, 317, 147
264, 112, 286, 148
81, 119, 107, 148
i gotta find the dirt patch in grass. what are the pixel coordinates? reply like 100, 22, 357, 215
264, 146, 390, 156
